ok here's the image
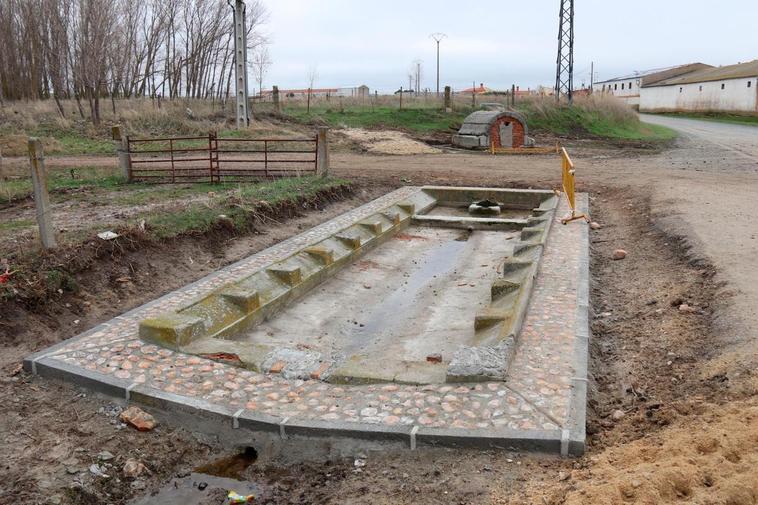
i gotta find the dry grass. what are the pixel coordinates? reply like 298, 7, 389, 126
0, 92, 672, 158
0, 98, 310, 156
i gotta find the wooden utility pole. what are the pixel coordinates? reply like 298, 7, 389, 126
399, 86, 403, 110
28, 138, 56, 249
472, 81, 476, 108
511, 84, 516, 107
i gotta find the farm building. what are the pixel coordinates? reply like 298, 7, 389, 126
592, 63, 711, 107
458, 83, 491, 95
639, 60, 758, 113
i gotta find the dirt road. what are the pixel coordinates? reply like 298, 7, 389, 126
641, 113, 758, 161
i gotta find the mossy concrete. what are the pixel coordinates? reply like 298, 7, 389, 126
139, 186, 558, 385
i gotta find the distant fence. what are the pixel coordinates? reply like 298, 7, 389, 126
126, 133, 319, 183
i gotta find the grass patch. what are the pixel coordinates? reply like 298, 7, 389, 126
33, 124, 114, 154
1, 166, 126, 204
518, 95, 677, 142
0, 218, 35, 231
286, 106, 470, 133
652, 111, 758, 127
144, 175, 349, 238
112, 183, 220, 206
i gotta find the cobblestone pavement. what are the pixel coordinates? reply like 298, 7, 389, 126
28, 188, 587, 438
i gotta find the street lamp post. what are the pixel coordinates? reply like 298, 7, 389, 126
430, 33, 446, 98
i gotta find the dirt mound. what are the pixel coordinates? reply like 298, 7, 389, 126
567, 400, 757, 505
341, 128, 442, 155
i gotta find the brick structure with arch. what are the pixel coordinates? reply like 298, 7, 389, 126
452, 110, 532, 150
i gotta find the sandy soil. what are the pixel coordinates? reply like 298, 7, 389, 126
1, 116, 757, 504
340, 128, 443, 155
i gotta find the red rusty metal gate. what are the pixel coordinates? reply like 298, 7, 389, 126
126, 133, 318, 183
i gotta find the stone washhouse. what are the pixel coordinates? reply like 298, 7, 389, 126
452, 110, 535, 150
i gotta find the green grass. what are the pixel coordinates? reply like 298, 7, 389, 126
32, 124, 114, 154
111, 182, 221, 206
1, 167, 126, 204
144, 175, 348, 238
285, 106, 471, 133
0, 218, 34, 231
519, 101, 677, 142
653, 111, 758, 127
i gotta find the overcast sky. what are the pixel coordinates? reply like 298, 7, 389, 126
260, 0, 758, 93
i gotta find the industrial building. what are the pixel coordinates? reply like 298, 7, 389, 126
592, 63, 711, 107
594, 60, 758, 113
639, 60, 758, 113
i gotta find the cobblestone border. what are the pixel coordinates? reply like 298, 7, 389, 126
564, 193, 590, 456
24, 188, 590, 456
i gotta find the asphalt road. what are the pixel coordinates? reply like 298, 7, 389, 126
641, 113, 758, 162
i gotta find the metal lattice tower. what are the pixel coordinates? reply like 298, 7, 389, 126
554, 0, 574, 103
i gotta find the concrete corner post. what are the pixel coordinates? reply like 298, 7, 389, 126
273, 85, 281, 113
316, 127, 329, 176
27, 137, 57, 249
444, 86, 452, 113
112, 125, 131, 182
232, 0, 250, 128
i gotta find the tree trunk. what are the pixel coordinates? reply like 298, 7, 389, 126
74, 89, 86, 119
53, 93, 66, 118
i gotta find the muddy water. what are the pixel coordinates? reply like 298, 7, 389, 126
129, 473, 259, 505
130, 449, 259, 505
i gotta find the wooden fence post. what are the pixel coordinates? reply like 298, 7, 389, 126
444, 86, 452, 113
112, 125, 131, 181
28, 138, 57, 249
273, 85, 281, 113
316, 127, 329, 176
0, 147, 6, 181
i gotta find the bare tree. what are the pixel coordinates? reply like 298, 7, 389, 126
251, 46, 271, 98
0, 0, 270, 116
306, 65, 318, 113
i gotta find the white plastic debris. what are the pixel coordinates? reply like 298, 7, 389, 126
97, 231, 120, 240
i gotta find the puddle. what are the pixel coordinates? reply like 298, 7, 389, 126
129, 472, 259, 505
130, 448, 259, 505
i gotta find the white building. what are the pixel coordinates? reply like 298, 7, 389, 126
639, 60, 758, 113
592, 63, 711, 107
335, 85, 370, 98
